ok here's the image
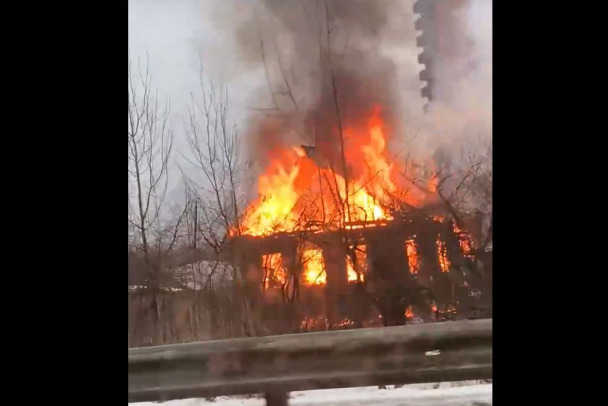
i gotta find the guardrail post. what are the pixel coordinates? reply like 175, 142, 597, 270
264, 390, 289, 406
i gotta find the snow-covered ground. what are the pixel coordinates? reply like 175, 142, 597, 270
133, 381, 492, 406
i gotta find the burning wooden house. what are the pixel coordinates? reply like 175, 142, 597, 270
230, 106, 490, 334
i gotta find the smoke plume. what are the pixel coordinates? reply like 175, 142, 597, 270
202, 0, 491, 189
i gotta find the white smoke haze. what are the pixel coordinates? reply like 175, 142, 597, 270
411, 0, 492, 163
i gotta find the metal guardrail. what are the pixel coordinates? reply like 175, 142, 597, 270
129, 319, 492, 404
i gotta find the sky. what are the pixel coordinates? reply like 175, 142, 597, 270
129, 0, 206, 116
129, 0, 269, 200
128, 0, 267, 129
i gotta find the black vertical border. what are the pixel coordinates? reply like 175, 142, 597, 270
3, 1, 125, 402
495, 0, 605, 404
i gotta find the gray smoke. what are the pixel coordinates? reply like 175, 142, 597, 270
201, 0, 491, 183
203, 0, 418, 168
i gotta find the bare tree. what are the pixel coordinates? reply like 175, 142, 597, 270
435, 144, 492, 250
181, 60, 246, 337
128, 55, 185, 345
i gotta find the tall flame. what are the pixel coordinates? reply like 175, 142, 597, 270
241, 150, 302, 236
437, 238, 450, 272
239, 106, 436, 237
238, 106, 450, 288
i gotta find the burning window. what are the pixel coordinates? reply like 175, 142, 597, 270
453, 223, 474, 258
302, 249, 326, 285
405, 239, 420, 274
346, 245, 367, 282
459, 238, 473, 257
261, 253, 286, 288
436, 238, 450, 272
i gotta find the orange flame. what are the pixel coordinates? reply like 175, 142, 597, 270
302, 249, 326, 285
459, 239, 472, 256
405, 305, 414, 318
453, 223, 473, 257
346, 261, 358, 282
437, 238, 450, 272
335, 317, 355, 328
346, 245, 367, 282
405, 239, 420, 274
239, 107, 437, 237
262, 253, 286, 288
239, 107, 447, 290
240, 150, 301, 236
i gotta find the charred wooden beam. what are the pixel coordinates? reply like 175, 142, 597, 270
319, 233, 349, 327
366, 226, 413, 326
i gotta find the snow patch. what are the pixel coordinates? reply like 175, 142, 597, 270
131, 381, 491, 405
